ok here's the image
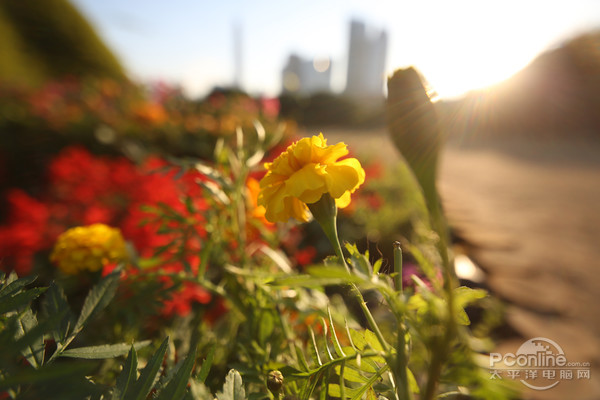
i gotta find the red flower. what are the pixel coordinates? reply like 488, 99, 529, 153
295, 246, 317, 267
160, 281, 211, 317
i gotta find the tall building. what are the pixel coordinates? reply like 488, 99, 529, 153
281, 54, 331, 95
233, 22, 243, 89
345, 20, 388, 98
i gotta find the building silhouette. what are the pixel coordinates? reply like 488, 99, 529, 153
281, 54, 331, 95
345, 20, 388, 98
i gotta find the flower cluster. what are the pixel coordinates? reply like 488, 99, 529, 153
50, 224, 128, 275
0, 78, 282, 145
0, 147, 213, 317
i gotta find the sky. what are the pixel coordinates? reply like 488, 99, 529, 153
70, 0, 600, 100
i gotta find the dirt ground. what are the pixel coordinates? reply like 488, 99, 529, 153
308, 128, 600, 400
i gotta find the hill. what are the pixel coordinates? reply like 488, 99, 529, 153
0, 0, 126, 86
440, 31, 600, 139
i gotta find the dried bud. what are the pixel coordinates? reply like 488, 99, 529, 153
267, 370, 284, 394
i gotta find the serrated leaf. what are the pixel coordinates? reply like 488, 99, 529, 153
308, 326, 322, 366
327, 309, 345, 358
156, 342, 197, 400
0, 287, 47, 315
349, 330, 366, 351
12, 309, 66, 366
127, 337, 169, 400
0, 361, 95, 389
217, 369, 246, 400
73, 269, 120, 334
0, 274, 37, 300
294, 342, 310, 372
61, 341, 151, 359
188, 380, 212, 400
363, 330, 383, 352
328, 383, 360, 398
320, 317, 334, 361
196, 345, 216, 383
15, 308, 44, 368
345, 244, 372, 277
112, 345, 138, 400
42, 283, 74, 344
454, 286, 487, 308
334, 365, 367, 383
349, 364, 389, 400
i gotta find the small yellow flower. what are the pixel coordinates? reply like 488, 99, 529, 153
258, 133, 365, 223
50, 224, 128, 275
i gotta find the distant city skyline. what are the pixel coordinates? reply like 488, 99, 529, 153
281, 20, 388, 98
70, 0, 600, 99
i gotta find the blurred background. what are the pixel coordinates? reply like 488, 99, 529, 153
1, 1, 599, 399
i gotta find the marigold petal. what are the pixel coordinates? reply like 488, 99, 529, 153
285, 163, 327, 203
335, 191, 352, 209
325, 158, 366, 198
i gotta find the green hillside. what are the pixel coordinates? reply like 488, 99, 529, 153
0, 0, 126, 86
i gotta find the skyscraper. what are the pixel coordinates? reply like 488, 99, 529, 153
281, 54, 331, 95
345, 20, 388, 98
233, 22, 243, 89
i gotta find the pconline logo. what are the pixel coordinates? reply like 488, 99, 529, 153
489, 337, 591, 390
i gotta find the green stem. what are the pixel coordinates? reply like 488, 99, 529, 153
392, 242, 410, 400
393, 242, 403, 293
308, 194, 389, 352
422, 196, 456, 400
307, 194, 348, 271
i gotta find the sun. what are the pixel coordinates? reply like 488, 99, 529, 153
392, 0, 560, 100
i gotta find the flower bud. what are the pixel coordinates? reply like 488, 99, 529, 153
266, 370, 284, 394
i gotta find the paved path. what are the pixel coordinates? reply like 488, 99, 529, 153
320, 129, 600, 399
439, 137, 600, 400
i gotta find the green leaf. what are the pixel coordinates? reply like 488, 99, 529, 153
196, 345, 216, 383
187, 380, 212, 400
15, 308, 45, 368
328, 383, 360, 398
327, 308, 345, 358
0, 287, 47, 315
258, 310, 275, 346
12, 309, 66, 364
345, 244, 372, 277
294, 342, 310, 372
73, 269, 120, 334
307, 326, 322, 366
407, 368, 420, 394
363, 329, 383, 352
156, 342, 197, 400
112, 345, 138, 400
217, 369, 246, 400
42, 283, 74, 344
454, 286, 487, 308
0, 361, 95, 390
349, 365, 390, 400
0, 274, 37, 300
61, 341, 151, 359
372, 259, 383, 275
333, 365, 367, 383
349, 329, 366, 351
127, 337, 169, 400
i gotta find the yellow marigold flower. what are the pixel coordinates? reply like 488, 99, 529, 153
258, 133, 365, 223
50, 224, 128, 275
246, 177, 271, 225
